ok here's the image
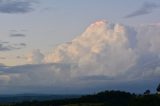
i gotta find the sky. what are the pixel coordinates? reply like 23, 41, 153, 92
0, 0, 160, 94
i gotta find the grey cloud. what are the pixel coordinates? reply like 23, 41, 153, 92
0, 57, 6, 59
0, 44, 13, 51
0, 0, 37, 14
19, 43, 27, 47
16, 56, 21, 59
125, 2, 159, 18
0, 63, 6, 66
10, 33, 26, 37
79, 75, 114, 81
0, 42, 27, 51
0, 62, 159, 94
16, 56, 26, 59
0, 41, 9, 44
13, 43, 27, 48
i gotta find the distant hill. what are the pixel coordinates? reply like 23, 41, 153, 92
0, 94, 80, 103
1, 90, 160, 106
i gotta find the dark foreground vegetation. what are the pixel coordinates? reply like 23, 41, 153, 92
0, 90, 160, 106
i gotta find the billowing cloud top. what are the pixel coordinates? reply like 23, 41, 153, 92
45, 20, 137, 77
0, 20, 160, 94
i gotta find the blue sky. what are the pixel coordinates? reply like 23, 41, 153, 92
0, 0, 160, 94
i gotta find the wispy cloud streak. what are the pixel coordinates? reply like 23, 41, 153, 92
0, 0, 37, 14
125, 2, 159, 18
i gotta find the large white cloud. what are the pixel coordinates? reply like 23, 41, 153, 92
0, 20, 160, 94
45, 21, 137, 77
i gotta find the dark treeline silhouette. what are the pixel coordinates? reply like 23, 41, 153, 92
0, 90, 159, 106
0, 83, 160, 106
157, 83, 160, 94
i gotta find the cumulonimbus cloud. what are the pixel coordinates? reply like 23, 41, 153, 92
125, 2, 159, 18
0, 20, 160, 94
